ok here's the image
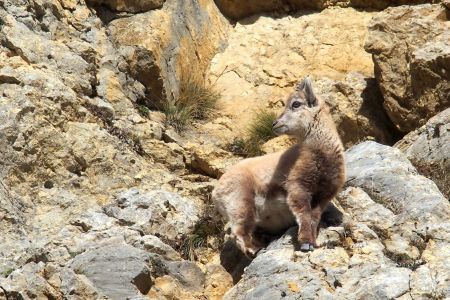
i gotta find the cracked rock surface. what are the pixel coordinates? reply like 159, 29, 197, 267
365, 3, 450, 133
396, 108, 450, 199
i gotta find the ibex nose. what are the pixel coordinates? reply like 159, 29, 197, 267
272, 120, 278, 127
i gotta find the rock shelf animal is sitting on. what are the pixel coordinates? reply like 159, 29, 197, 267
212, 77, 345, 256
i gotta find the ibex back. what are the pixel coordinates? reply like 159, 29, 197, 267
212, 77, 345, 256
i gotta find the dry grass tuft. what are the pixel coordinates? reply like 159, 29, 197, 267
163, 70, 220, 132
180, 204, 225, 261
228, 108, 278, 157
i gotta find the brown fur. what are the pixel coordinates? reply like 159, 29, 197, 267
212, 77, 345, 256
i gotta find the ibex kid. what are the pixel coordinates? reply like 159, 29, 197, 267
212, 77, 345, 256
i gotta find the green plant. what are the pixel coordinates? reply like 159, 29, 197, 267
2, 267, 14, 278
163, 70, 220, 132
228, 108, 278, 157
137, 104, 150, 117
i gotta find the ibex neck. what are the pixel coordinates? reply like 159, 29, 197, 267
302, 109, 344, 154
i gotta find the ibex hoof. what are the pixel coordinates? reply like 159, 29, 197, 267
300, 243, 315, 252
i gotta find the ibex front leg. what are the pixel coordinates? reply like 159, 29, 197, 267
286, 185, 315, 251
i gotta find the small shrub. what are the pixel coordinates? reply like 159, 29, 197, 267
163, 70, 220, 131
228, 108, 278, 157
137, 104, 150, 117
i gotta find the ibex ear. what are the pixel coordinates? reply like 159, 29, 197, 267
303, 76, 318, 107
296, 79, 306, 91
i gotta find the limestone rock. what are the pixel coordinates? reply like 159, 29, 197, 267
338, 267, 412, 299
395, 108, 450, 198
208, 8, 376, 145
365, 4, 450, 133
351, 0, 443, 9
163, 128, 183, 145
0, 0, 174, 204
261, 136, 296, 154
148, 259, 207, 299
141, 140, 186, 173
184, 117, 236, 149
0, 180, 24, 234
204, 263, 234, 300
0, 242, 226, 299
104, 188, 200, 241
1, 15, 96, 96
337, 187, 395, 230
224, 227, 339, 299
70, 244, 155, 299
87, 0, 166, 13
410, 263, 450, 299
185, 143, 241, 178
127, 234, 181, 261
0, 1, 217, 294
0, 263, 99, 299
315, 73, 397, 147
108, 0, 230, 106
0, 0, 229, 298
2, 0, 449, 298
0, 191, 29, 277
345, 142, 449, 223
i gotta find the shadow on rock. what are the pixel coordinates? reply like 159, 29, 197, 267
220, 202, 343, 283
320, 201, 343, 227
220, 239, 252, 284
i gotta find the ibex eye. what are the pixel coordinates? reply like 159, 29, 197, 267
292, 101, 301, 109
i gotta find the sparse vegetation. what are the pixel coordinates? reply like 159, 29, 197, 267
137, 104, 150, 117
382, 249, 424, 270
180, 204, 225, 261
2, 267, 14, 278
228, 108, 278, 157
163, 69, 220, 132
338, 222, 356, 251
226, 137, 247, 156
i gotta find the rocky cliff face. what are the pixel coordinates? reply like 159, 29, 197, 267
0, 0, 449, 299
365, 3, 450, 133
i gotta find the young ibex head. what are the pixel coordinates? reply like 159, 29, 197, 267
272, 76, 323, 137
